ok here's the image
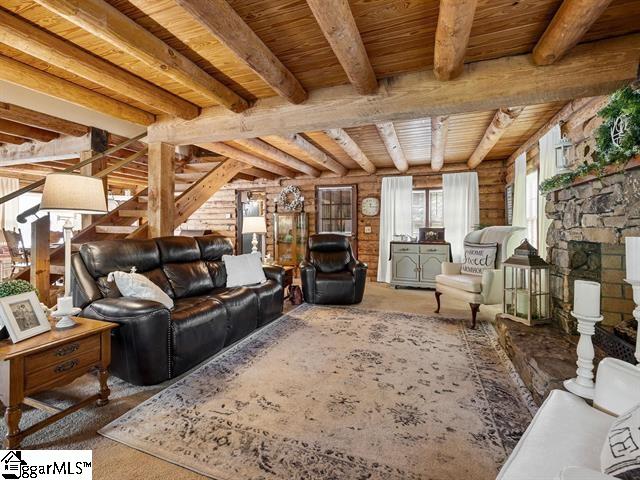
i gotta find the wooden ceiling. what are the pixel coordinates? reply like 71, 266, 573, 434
0, 0, 638, 180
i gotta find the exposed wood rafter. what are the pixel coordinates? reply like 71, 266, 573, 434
0, 118, 58, 143
0, 132, 27, 145
375, 123, 408, 173
174, 0, 306, 104
0, 55, 154, 125
306, 0, 377, 95
148, 34, 640, 145
533, 0, 614, 65
0, 103, 88, 137
467, 107, 524, 169
200, 142, 296, 178
434, 0, 478, 81
324, 128, 376, 174
34, 0, 249, 112
273, 134, 348, 176
0, 133, 92, 165
233, 138, 320, 177
0, 9, 199, 119
430, 116, 450, 172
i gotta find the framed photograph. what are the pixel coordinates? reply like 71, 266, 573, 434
0, 291, 50, 343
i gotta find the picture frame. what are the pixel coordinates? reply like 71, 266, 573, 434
0, 291, 50, 343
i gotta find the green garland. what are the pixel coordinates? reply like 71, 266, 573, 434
539, 86, 640, 194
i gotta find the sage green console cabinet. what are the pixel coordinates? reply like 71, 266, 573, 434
391, 242, 450, 289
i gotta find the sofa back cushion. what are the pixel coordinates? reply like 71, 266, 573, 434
205, 261, 228, 288
197, 235, 233, 288
156, 236, 213, 298
80, 239, 175, 298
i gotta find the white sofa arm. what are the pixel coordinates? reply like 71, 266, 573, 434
594, 358, 640, 415
559, 467, 616, 480
441, 262, 462, 275
481, 268, 503, 305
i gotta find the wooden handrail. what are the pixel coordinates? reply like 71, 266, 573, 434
16, 146, 149, 223
0, 132, 147, 206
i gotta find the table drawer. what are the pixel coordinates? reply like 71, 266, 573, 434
25, 334, 100, 374
392, 244, 418, 254
25, 348, 101, 393
419, 245, 449, 255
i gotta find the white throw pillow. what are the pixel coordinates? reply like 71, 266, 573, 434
222, 253, 266, 287
601, 403, 640, 479
460, 241, 498, 276
107, 268, 174, 309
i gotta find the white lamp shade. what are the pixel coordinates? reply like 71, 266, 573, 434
40, 173, 108, 214
242, 216, 267, 234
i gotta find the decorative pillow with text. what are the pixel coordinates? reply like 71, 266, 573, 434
461, 241, 498, 276
601, 403, 640, 479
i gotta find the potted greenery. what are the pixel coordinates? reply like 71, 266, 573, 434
0, 280, 39, 340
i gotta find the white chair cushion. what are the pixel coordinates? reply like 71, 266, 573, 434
498, 390, 615, 480
435, 273, 482, 293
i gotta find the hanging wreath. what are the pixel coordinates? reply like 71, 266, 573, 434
277, 185, 304, 212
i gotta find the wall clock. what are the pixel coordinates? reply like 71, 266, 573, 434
361, 197, 380, 216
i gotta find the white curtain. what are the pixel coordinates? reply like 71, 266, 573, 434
443, 172, 479, 262
0, 177, 20, 233
538, 125, 560, 260
377, 176, 413, 283
511, 153, 527, 248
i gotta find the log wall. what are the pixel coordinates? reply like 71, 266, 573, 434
181, 160, 506, 279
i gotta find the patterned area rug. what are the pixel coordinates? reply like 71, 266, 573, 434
99, 305, 532, 479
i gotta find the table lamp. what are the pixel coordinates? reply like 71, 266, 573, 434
242, 216, 267, 255
40, 173, 108, 328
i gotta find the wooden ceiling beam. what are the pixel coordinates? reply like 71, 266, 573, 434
148, 34, 640, 145
174, 0, 306, 104
467, 107, 524, 169
533, 0, 614, 66
430, 116, 450, 172
306, 0, 377, 95
0, 9, 199, 119
0, 103, 88, 137
0, 132, 28, 145
199, 142, 297, 178
242, 167, 279, 181
374, 123, 408, 173
0, 55, 154, 125
0, 133, 92, 166
33, 0, 249, 113
233, 138, 320, 177
324, 128, 376, 174
434, 0, 478, 81
273, 134, 348, 176
0, 118, 58, 143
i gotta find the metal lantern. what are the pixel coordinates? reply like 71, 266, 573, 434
502, 239, 551, 326
554, 134, 573, 173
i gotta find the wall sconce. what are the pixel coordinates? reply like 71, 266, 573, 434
555, 135, 573, 174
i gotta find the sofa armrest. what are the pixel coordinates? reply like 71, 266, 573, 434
299, 260, 316, 303
82, 297, 171, 385
480, 268, 503, 305
441, 262, 462, 275
263, 265, 285, 286
594, 358, 640, 415
560, 467, 616, 480
348, 260, 368, 274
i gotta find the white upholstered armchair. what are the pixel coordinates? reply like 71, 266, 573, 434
434, 226, 523, 328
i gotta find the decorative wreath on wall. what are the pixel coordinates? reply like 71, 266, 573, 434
276, 185, 304, 212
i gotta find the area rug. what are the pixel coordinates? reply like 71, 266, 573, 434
99, 305, 533, 480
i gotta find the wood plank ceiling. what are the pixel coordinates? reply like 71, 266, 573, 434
0, 0, 638, 181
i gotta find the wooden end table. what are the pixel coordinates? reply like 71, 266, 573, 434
0, 317, 116, 448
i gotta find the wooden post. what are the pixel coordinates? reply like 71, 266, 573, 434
80, 128, 108, 229
147, 142, 175, 238
30, 215, 50, 305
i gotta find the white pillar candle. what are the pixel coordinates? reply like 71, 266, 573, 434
57, 295, 74, 314
573, 280, 601, 318
626, 237, 640, 283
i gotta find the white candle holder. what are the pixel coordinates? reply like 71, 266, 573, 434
624, 279, 640, 367
564, 310, 603, 399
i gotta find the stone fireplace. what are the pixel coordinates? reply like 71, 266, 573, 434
546, 170, 640, 335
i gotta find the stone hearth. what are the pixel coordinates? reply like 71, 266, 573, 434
546, 169, 640, 333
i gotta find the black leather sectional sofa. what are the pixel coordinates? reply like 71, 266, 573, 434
70, 235, 284, 385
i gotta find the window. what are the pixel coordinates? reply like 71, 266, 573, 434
525, 171, 539, 248
411, 189, 444, 235
316, 186, 355, 235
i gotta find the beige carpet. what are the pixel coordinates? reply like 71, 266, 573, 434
0, 283, 515, 479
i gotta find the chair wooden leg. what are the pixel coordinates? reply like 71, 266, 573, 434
469, 303, 480, 329
434, 291, 442, 313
